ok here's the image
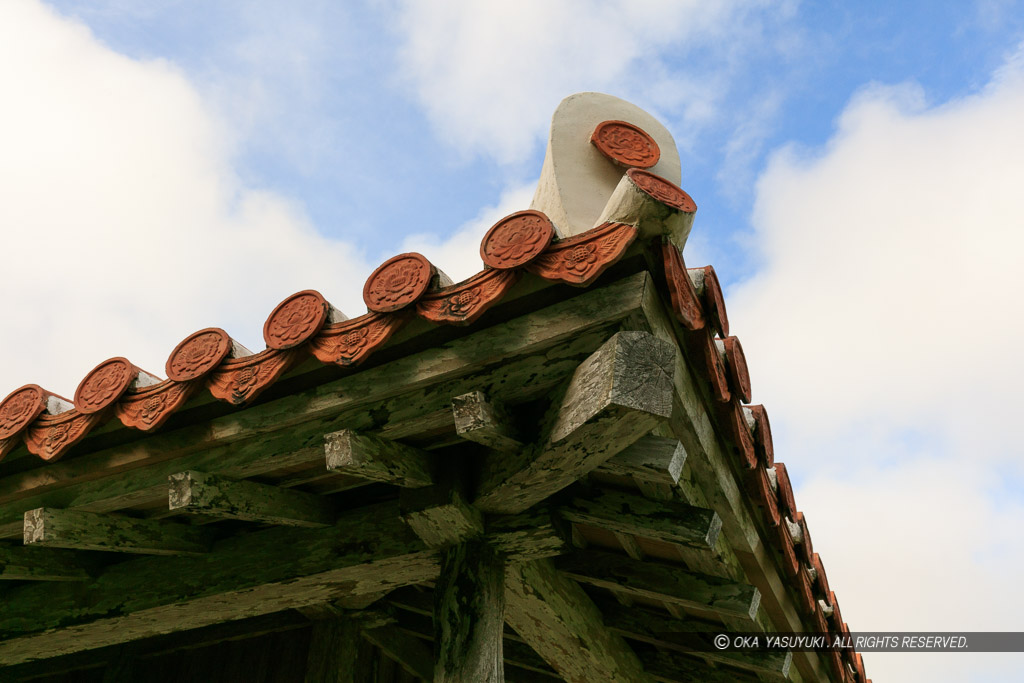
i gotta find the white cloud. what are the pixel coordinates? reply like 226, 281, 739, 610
0, 0, 371, 396
731, 46, 1024, 681
401, 184, 535, 283
389, 0, 787, 164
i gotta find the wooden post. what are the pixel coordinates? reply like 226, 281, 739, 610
434, 540, 505, 683
304, 616, 376, 683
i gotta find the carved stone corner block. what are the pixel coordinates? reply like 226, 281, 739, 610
206, 348, 299, 405
363, 252, 436, 313
73, 357, 160, 415
661, 242, 705, 331
525, 221, 637, 287
416, 268, 519, 325
310, 311, 408, 366
480, 210, 555, 269
264, 289, 342, 350
626, 168, 696, 213
116, 380, 200, 431
592, 120, 661, 169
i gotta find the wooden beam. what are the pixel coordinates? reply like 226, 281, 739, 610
305, 616, 376, 683
0, 501, 435, 665
452, 391, 523, 452
597, 434, 686, 500
594, 600, 793, 679
168, 470, 335, 527
0, 503, 558, 665
554, 550, 761, 622
0, 272, 652, 539
486, 508, 569, 562
24, 507, 210, 556
504, 557, 653, 683
434, 540, 505, 683
325, 430, 434, 488
400, 483, 483, 548
0, 544, 93, 581
363, 624, 435, 680
633, 271, 829, 682
475, 331, 675, 514
635, 643, 764, 683
559, 489, 721, 550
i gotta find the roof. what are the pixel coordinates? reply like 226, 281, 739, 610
0, 93, 867, 683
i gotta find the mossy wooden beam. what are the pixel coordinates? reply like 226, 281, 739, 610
0, 544, 93, 581
400, 483, 483, 548
633, 643, 764, 683
0, 326, 610, 540
474, 330, 675, 514
304, 616, 375, 683
434, 540, 505, 683
325, 430, 434, 488
168, 470, 335, 527
0, 502, 558, 665
597, 434, 686, 500
0, 501, 435, 665
559, 489, 721, 550
452, 391, 523, 452
504, 557, 653, 683
633, 272, 828, 682
555, 550, 761, 622
486, 508, 568, 562
24, 507, 210, 556
0, 271, 651, 526
594, 600, 793, 679
362, 624, 435, 680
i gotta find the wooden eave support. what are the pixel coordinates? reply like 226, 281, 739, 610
168, 470, 335, 527
324, 429, 434, 488
0, 501, 561, 665
452, 391, 523, 452
400, 483, 483, 548
596, 434, 687, 500
555, 550, 761, 622
0, 271, 653, 541
594, 600, 793, 679
632, 264, 830, 681
24, 507, 210, 556
474, 330, 675, 514
504, 557, 653, 683
0, 544, 93, 581
559, 489, 721, 550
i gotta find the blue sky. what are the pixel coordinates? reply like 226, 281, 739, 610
3, 2, 1024, 680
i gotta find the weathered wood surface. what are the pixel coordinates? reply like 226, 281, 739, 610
474, 330, 675, 514
0, 544, 93, 581
636, 643, 763, 683
168, 470, 335, 527
596, 434, 687, 499
560, 489, 721, 550
325, 430, 434, 488
0, 272, 652, 538
0, 502, 434, 665
594, 600, 793, 679
451, 391, 523, 452
363, 624, 435, 681
434, 540, 505, 683
485, 508, 568, 562
24, 507, 210, 556
304, 616, 376, 683
633, 276, 827, 682
0, 503, 557, 665
555, 550, 761, 621
504, 557, 653, 683
400, 484, 483, 548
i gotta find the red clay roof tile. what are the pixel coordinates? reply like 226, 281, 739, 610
591, 121, 661, 169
